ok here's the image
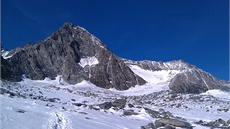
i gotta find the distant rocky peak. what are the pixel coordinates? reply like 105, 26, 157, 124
163, 59, 195, 70
125, 59, 195, 71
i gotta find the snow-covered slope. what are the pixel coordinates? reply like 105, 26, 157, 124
112, 64, 180, 95
1, 76, 230, 129
129, 65, 181, 84
124, 59, 228, 93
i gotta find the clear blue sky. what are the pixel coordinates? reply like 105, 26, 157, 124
1, 0, 229, 81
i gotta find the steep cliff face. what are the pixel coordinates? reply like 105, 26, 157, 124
1, 23, 146, 90
1, 57, 21, 82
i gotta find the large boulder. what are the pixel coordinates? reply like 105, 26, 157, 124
112, 99, 126, 109
155, 118, 192, 129
144, 108, 160, 118
123, 110, 138, 116
98, 102, 113, 110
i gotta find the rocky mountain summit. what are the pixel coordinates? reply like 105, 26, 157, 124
1, 22, 229, 93
1, 22, 145, 90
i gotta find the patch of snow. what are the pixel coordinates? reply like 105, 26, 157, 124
79, 57, 99, 68
1, 51, 13, 59
110, 83, 169, 96
74, 80, 92, 86
107, 65, 183, 96
129, 65, 180, 84
201, 89, 230, 101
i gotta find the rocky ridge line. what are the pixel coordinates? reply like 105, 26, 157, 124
1, 22, 146, 90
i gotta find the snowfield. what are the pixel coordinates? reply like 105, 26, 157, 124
79, 57, 99, 68
129, 65, 181, 84
0, 79, 152, 129
0, 66, 230, 129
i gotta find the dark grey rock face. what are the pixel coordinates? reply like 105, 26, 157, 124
169, 69, 225, 93
1, 22, 146, 90
1, 57, 21, 82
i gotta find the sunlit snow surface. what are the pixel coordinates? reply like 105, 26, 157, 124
1, 50, 13, 59
201, 89, 230, 101
0, 78, 152, 129
79, 57, 99, 68
129, 65, 181, 84
1, 66, 230, 129
115, 65, 180, 95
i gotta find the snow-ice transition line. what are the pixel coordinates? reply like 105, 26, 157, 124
43, 111, 73, 129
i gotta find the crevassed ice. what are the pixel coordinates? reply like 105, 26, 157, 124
79, 56, 99, 68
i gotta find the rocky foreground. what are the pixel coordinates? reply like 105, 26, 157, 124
1, 78, 229, 129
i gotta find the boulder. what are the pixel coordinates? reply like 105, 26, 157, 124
128, 103, 134, 108
227, 119, 230, 125
72, 103, 86, 107
144, 108, 160, 118
140, 123, 156, 129
123, 110, 138, 116
112, 99, 126, 109
155, 118, 192, 129
98, 102, 112, 110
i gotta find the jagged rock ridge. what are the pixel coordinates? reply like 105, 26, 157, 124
1, 22, 146, 90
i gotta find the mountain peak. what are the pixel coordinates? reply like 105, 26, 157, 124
61, 22, 75, 29
1, 23, 229, 93
59, 22, 86, 32
1, 23, 146, 90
